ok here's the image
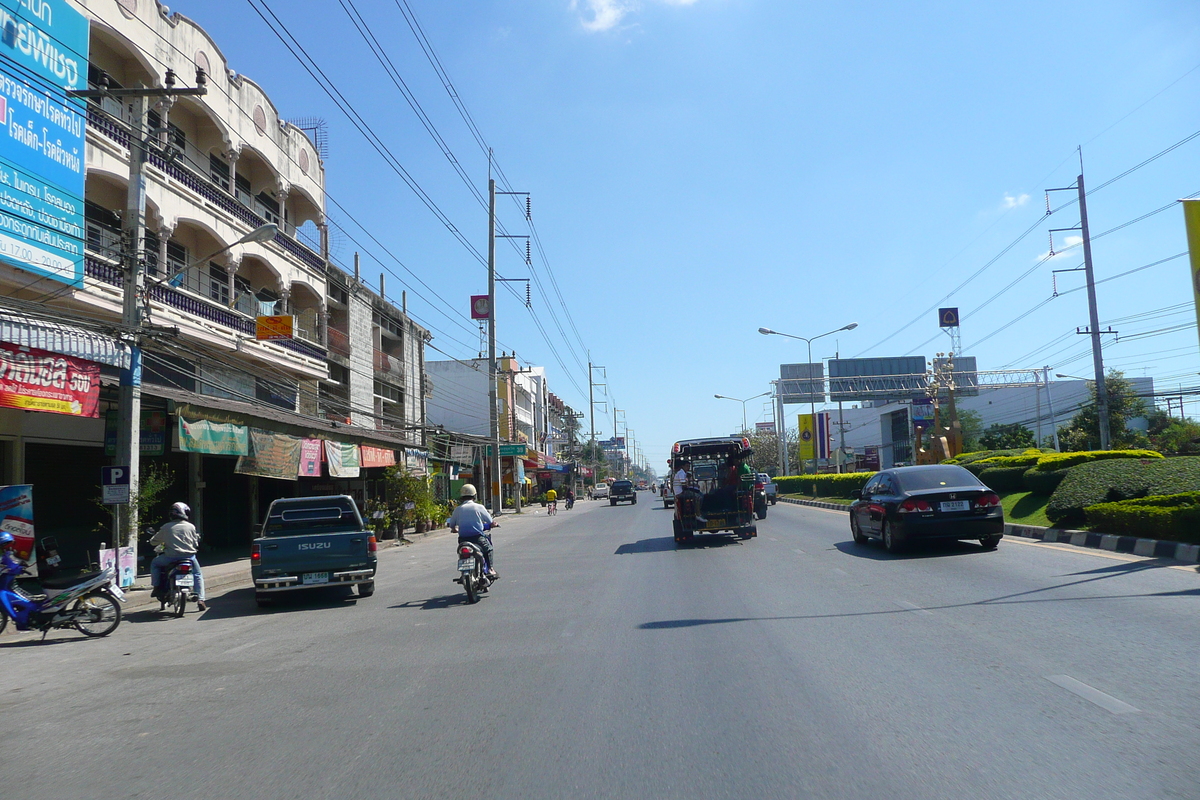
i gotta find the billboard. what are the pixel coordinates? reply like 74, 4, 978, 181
0, 0, 89, 286
828, 356, 927, 402
779, 362, 824, 404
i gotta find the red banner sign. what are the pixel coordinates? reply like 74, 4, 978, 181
360, 445, 396, 469
0, 343, 99, 417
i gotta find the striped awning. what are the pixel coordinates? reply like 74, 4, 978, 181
0, 311, 131, 369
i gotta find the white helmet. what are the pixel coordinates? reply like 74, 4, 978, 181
170, 502, 191, 520
460, 484, 477, 498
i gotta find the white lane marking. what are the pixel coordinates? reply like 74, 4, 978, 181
1045, 675, 1139, 715
792, 548, 806, 555
768, 537, 779, 542
894, 600, 933, 616
221, 641, 261, 655
1005, 536, 1199, 573
831, 567, 848, 576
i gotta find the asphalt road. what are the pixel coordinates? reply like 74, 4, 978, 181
3, 494, 1200, 799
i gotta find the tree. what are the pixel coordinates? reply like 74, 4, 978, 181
956, 408, 984, 452
1057, 370, 1149, 451
979, 422, 1036, 450
1146, 408, 1200, 454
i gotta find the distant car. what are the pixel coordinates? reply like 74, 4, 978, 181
592, 483, 609, 499
609, 480, 637, 505
848, 465, 1003, 553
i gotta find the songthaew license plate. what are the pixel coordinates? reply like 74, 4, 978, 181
458, 558, 476, 571
940, 500, 971, 512
302, 572, 329, 585
174, 575, 194, 587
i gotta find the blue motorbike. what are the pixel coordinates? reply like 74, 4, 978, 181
0, 548, 125, 639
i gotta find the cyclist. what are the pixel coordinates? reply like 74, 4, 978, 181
545, 486, 558, 515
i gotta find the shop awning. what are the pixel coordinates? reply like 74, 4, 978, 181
0, 310, 130, 369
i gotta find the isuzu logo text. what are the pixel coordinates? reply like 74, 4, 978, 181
297, 542, 332, 550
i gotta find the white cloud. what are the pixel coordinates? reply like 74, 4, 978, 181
572, 0, 700, 33
1003, 193, 1030, 209
1038, 234, 1082, 261
573, 0, 633, 32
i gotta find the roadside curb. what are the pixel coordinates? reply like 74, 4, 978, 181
780, 496, 1199, 565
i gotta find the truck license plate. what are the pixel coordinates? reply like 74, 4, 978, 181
302, 572, 329, 585
458, 558, 476, 571
940, 500, 970, 512
175, 575, 194, 587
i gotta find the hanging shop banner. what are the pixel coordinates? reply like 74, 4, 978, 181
404, 448, 429, 476
0, 342, 99, 416
298, 438, 323, 477
255, 315, 295, 341
0, 484, 35, 567
1182, 199, 1200, 352
359, 445, 396, 469
325, 440, 361, 478
178, 416, 249, 456
104, 409, 167, 456
236, 429, 302, 481
450, 445, 474, 465
0, 0, 89, 287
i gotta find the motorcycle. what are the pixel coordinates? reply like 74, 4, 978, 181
565, 495, 575, 510
159, 557, 198, 617
0, 548, 124, 639
453, 522, 497, 604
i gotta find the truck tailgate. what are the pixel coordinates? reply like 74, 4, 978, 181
257, 532, 372, 575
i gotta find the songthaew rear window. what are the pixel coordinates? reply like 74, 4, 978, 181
263, 497, 364, 537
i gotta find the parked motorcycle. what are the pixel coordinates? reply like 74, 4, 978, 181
0, 548, 124, 639
453, 523, 497, 604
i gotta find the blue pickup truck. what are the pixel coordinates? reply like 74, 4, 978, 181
251, 495, 378, 608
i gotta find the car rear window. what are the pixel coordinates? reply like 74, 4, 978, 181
613, 481, 632, 490
263, 498, 364, 537
896, 466, 982, 491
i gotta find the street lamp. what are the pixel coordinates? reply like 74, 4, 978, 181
146, 222, 279, 292
714, 391, 771, 434
759, 322, 858, 481
1055, 373, 1090, 381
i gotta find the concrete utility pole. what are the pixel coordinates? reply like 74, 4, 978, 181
488, 178, 501, 512
589, 359, 605, 484
772, 381, 788, 476
70, 71, 207, 565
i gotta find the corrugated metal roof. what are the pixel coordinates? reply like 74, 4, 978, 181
0, 311, 131, 369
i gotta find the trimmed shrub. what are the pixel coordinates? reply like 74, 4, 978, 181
1084, 492, 1200, 543
1031, 449, 1163, 473
1023, 467, 1069, 495
1046, 457, 1200, 526
777, 472, 874, 498
978, 466, 1029, 492
945, 449, 1034, 466
974, 453, 1044, 468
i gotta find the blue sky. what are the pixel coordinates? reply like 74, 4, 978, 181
171, 0, 1200, 472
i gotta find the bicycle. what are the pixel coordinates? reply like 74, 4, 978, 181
547, 500, 558, 516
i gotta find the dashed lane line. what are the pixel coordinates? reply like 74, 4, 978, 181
1046, 674, 1140, 715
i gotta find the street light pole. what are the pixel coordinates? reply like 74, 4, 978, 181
714, 391, 771, 435
758, 323, 858, 489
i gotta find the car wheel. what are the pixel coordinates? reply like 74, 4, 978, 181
980, 534, 1001, 550
882, 521, 905, 554
850, 515, 867, 545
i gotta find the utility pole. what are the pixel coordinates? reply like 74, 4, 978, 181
1047, 165, 1112, 449
69, 71, 206, 567
487, 178, 501, 512
589, 359, 605, 484
772, 381, 788, 477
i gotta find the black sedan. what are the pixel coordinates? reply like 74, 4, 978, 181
848, 465, 1004, 553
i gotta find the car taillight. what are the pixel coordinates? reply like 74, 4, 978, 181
459, 545, 474, 558
755, 482, 764, 490
176, 562, 191, 573
367, 534, 377, 553
975, 493, 1000, 508
251, 543, 260, 564
898, 499, 931, 513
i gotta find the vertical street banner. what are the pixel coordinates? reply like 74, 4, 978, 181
1182, 199, 1200, 353
0, 0, 89, 286
0, 484, 35, 568
797, 413, 831, 461
297, 438, 322, 477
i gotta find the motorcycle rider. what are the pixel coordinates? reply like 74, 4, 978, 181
447, 484, 497, 578
564, 487, 575, 509
150, 502, 207, 611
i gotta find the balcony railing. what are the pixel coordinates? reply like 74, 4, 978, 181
84, 255, 326, 361
87, 107, 327, 274
373, 349, 405, 382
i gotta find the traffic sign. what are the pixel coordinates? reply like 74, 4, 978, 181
101, 466, 130, 505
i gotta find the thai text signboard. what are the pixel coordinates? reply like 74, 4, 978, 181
0, 0, 88, 286
0, 341, 98, 416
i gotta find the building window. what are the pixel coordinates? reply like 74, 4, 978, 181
209, 154, 231, 192
207, 263, 230, 305
255, 191, 280, 224
235, 174, 253, 207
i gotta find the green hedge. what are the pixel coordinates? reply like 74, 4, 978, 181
1084, 492, 1200, 543
1031, 449, 1163, 472
978, 465, 1029, 492
777, 472, 874, 498
1023, 467, 1069, 496
1046, 457, 1200, 526
945, 449, 1034, 466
